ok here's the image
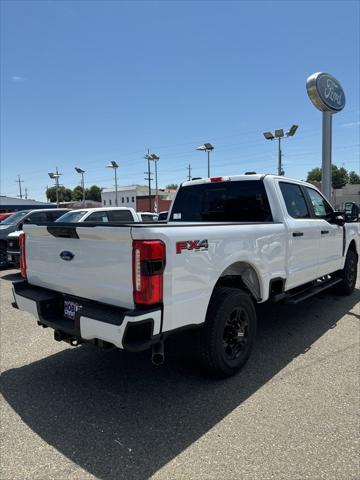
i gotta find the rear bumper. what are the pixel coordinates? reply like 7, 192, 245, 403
12, 280, 162, 352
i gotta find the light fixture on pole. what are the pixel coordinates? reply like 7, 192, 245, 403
149, 153, 160, 213
263, 125, 298, 176
75, 167, 86, 206
48, 167, 62, 207
196, 143, 214, 178
106, 161, 119, 206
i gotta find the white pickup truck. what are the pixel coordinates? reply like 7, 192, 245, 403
12, 174, 358, 377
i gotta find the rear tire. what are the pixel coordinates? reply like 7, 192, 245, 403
335, 249, 358, 295
199, 287, 257, 378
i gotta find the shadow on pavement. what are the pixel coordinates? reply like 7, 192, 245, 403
1, 289, 359, 480
1, 271, 21, 282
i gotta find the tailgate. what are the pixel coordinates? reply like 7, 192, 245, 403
23, 224, 134, 309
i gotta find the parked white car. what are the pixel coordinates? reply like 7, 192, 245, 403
55, 207, 140, 223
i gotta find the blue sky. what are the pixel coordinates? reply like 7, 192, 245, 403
1, 0, 359, 201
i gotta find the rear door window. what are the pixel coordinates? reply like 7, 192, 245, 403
279, 182, 310, 219
108, 210, 135, 222
170, 180, 272, 222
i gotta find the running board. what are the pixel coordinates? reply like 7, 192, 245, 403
273, 277, 342, 305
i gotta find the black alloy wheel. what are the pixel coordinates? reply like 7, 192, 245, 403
223, 306, 249, 361
199, 287, 257, 378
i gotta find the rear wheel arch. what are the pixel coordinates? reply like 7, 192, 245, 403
347, 239, 358, 257
213, 261, 262, 302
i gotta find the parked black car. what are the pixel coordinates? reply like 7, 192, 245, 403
1, 208, 69, 268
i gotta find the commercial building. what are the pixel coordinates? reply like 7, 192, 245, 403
332, 184, 360, 209
309, 182, 360, 209
101, 185, 176, 212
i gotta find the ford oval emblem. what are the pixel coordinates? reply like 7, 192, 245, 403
60, 251, 74, 261
306, 72, 345, 113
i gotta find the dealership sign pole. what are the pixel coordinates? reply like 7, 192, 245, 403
306, 72, 345, 201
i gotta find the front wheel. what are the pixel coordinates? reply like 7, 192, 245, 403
199, 287, 257, 378
336, 249, 358, 295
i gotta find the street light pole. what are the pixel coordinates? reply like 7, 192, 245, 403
48, 168, 62, 208
196, 143, 214, 178
263, 125, 298, 176
114, 167, 118, 206
277, 137, 282, 176
75, 167, 86, 206
106, 161, 119, 206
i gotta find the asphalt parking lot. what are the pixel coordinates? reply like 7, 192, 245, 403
0, 269, 359, 480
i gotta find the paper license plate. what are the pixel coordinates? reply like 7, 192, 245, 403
64, 300, 82, 320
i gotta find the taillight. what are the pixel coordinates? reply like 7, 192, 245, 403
132, 240, 166, 306
19, 232, 27, 278
210, 177, 224, 183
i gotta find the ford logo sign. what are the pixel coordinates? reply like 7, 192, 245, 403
306, 72, 345, 113
60, 251, 74, 261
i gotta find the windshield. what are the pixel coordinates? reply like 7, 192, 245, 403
0, 211, 28, 225
55, 210, 87, 223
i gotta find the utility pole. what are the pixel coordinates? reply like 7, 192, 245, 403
187, 164, 192, 181
16, 175, 24, 199
149, 153, 160, 213
144, 149, 153, 211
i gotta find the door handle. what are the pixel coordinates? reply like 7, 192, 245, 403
321, 230, 329, 235
292, 232, 304, 237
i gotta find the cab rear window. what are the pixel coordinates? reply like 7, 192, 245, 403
170, 180, 272, 222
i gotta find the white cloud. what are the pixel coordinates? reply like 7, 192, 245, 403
341, 121, 360, 129
11, 76, 25, 82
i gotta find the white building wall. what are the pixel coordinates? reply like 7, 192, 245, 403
101, 185, 173, 209
102, 188, 137, 208
332, 184, 360, 209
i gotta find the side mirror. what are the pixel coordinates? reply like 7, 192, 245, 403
328, 211, 345, 226
17, 223, 23, 230
344, 203, 359, 222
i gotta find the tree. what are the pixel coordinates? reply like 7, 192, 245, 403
46, 186, 73, 202
306, 165, 349, 189
72, 185, 85, 201
165, 184, 178, 190
349, 171, 360, 184
306, 167, 321, 183
85, 185, 102, 202
332, 166, 348, 189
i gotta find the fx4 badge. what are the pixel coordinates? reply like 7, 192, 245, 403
176, 239, 209, 254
